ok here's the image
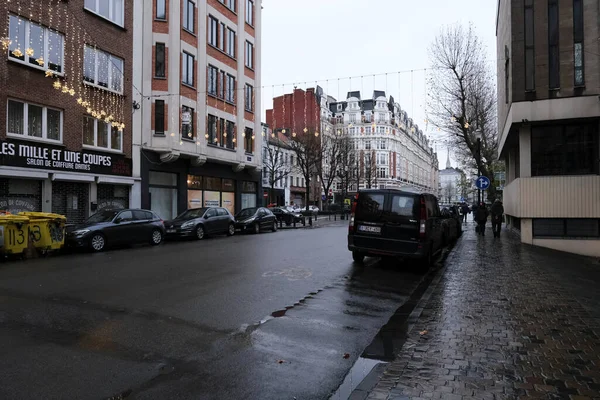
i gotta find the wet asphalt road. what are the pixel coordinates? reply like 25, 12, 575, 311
0, 223, 436, 400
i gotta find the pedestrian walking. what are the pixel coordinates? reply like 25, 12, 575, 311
461, 203, 470, 224
471, 203, 479, 222
475, 202, 488, 236
490, 199, 504, 238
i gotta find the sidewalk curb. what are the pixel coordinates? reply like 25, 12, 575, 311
346, 242, 462, 400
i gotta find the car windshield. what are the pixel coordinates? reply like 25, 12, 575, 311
237, 208, 257, 218
85, 210, 119, 224
177, 208, 208, 219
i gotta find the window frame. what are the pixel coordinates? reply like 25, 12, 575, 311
226, 28, 236, 58
245, 41, 254, 69
225, 74, 236, 104
245, 84, 254, 112
219, 0, 237, 12
573, 0, 584, 87
182, 0, 195, 33
156, 0, 166, 20
182, 51, 194, 87
208, 65, 218, 96
82, 115, 123, 152
84, 0, 124, 27
7, 15, 65, 75
6, 99, 63, 143
155, 42, 166, 78
154, 100, 165, 135
533, 218, 600, 238
244, 127, 253, 154
83, 45, 124, 94
208, 16, 219, 47
246, 0, 254, 26
181, 105, 194, 141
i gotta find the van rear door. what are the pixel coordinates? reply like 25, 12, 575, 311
353, 191, 386, 235
383, 193, 420, 242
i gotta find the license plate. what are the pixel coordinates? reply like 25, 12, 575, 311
358, 225, 381, 234
166, 229, 176, 233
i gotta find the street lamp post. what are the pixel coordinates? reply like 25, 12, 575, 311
473, 130, 483, 204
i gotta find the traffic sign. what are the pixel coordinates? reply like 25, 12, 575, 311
322, 194, 326, 201
475, 176, 491, 190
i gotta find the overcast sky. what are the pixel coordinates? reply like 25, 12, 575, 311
260, 0, 498, 166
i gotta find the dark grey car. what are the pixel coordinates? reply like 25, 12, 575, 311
66, 209, 165, 252
164, 207, 235, 240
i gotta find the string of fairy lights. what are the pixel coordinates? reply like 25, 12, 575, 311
1, 0, 126, 132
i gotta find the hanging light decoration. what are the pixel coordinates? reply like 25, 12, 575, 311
25, 47, 34, 57
35, 56, 44, 66
292, 132, 297, 137
11, 48, 23, 58
0, 38, 11, 51
464, 122, 470, 129
303, 127, 308, 133
204, 133, 209, 139
282, 129, 286, 134
53, 80, 62, 90
451, 116, 456, 122
314, 131, 319, 137
45, 69, 54, 78
171, 132, 176, 137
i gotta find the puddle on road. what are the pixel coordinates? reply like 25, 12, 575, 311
328, 357, 385, 400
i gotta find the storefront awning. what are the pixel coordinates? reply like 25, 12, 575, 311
0, 167, 48, 179
51, 173, 95, 183
97, 176, 136, 186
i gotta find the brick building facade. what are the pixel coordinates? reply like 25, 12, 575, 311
0, 0, 134, 223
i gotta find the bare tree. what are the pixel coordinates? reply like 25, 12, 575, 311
427, 23, 500, 200
442, 181, 455, 203
288, 130, 322, 213
316, 133, 344, 209
262, 137, 292, 205
363, 150, 378, 189
335, 134, 355, 205
456, 174, 472, 201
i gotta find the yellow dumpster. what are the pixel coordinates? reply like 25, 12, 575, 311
18, 212, 67, 252
0, 215, 30, 255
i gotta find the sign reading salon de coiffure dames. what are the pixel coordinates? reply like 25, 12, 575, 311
0, 139, 132, 177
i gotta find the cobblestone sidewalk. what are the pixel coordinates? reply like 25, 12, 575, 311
366, 222, 600, 400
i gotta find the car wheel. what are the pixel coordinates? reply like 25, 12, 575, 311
227, 223, 235, 237
254, 223, 260, 234
195, 225, 205, 240
150, 229, 163, 245
352, 251, 365, 263
272, 221, 278, 232
89, 233, 106, 252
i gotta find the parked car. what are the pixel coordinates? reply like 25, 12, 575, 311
441, 206, 462, 243
67, 209, 165, 252
347, 189, 446, 269
235, 207, 277, 233
164, 207, 235, 240
269, 207, 302, 226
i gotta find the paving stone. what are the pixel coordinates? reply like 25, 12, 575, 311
364, 224, 600, 400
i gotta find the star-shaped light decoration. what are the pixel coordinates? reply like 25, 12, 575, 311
314, 131, 319, 137
76, 97, 83, 105
62, 86, 69, 94
104, 117, 111, 124
232, 137, 237, 143
251, 135, 255, 140
68, 88, 75, 96
107, 115, 114, 121
120, 123, 125, 130
242, 131, 246, 137
86, 107, 92, 114
282, 129, 286, 134
25, 48, 34, 57
464, 122, 470, 129
12, 48, 23, 58
271, 132, 275, 138
100, 110, 106, 116
35, 56, 44, 66
292, 132, 297, 137
53, 80, 61, 90
223, 132, 227, 137
204, 133, 209, 139
214, 137, 218, 142
170, 132, 175, 137
303, 127, 308, 133
45, 69, 54, 78
91, 111, 98, 118
1, 38, 12, 50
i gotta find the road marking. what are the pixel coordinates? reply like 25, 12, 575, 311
262, 267, 313, 281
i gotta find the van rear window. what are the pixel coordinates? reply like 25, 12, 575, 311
356, 193, 385, 220
391, 195, 417, 217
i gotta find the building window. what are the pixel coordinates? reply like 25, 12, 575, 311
244, 127, 253, 154
227, 28, 236, 57
155, 43, 165, 78
156, 0, 166, 19
209, 16, 218, 47
83, 115, 122, 151
573, 0, 584, 86
8, 15, 64, 74
154, 100, 165, 135
365, 140, 371, 150
226, 74, 235, 103
208, 65, 218, 96
245, 41, 254, 69
531, 122, 599, 176
7, 99, 62, 142
83, 45, 124, 93
377, 168, 387, 179
246, 0, 254, 25
548, 0, 559, 89
533, 219, 600, 238
183, 0, 195, 33
524, 0, 535, 91
245, 84, 254, 111
219, 0, 236, 12
84, 0, 124, 26
182, 51, 194, 86
207, 115, 235, 149
219, 23, 226, 52
181, 106, 194, 140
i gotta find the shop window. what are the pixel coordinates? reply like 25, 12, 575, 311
149, 171, 178, 220
204, 177, 222, 191
51, 181, 88, 224
187, 175, 202, 189
97, 184, 129, 210
0, 178, 42, 214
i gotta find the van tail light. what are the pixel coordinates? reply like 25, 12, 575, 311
419, 197, 427, 239
349, 196, 358, 233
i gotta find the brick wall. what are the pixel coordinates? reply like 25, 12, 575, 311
266, 88, 321, 134
0, 1, 133, 159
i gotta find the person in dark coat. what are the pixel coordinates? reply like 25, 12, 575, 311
490, 199, 504, 238
475, 202, 489, 236
461, 203, 470, 224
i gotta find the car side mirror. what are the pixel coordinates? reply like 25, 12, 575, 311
114, 218, 121, 223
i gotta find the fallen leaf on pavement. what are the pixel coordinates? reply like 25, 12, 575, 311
343, 353, 350, 359
277, 359, 286, 364
419, 330, 428, 335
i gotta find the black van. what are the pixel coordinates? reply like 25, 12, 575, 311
347, 189, 445, 268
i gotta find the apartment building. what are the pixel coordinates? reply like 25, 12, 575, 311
133, 0, 262, 219
497, 0, 600, 257
0, 0, 134, 223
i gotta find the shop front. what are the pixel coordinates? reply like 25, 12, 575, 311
141, 150, 260, 220
0, 139, 134, 223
